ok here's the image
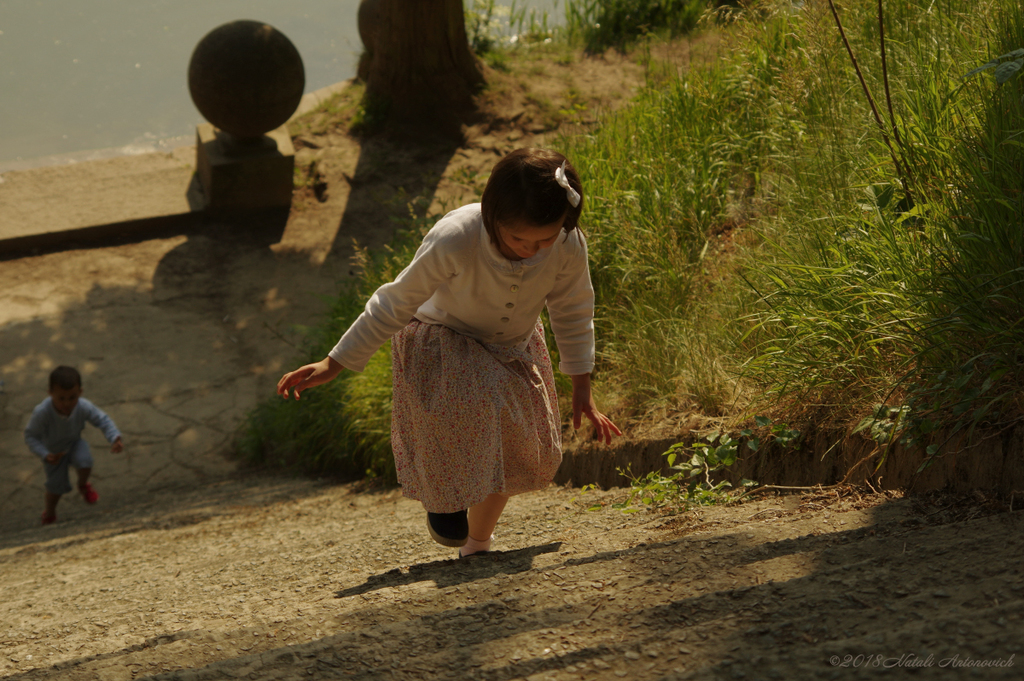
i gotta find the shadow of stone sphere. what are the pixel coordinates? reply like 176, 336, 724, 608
188, 20, 305, 139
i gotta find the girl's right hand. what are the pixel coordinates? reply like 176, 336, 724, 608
276, 357, 344, 400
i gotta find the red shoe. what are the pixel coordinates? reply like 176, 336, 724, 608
41, 512, 57, 525
79, 483, 99, 504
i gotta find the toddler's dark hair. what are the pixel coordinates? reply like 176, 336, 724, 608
49, 366, 82, 391
481, 148, 583, 245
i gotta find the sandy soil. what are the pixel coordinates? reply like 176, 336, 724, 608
1, 35, 1022, 681
1, 480, 1021, 681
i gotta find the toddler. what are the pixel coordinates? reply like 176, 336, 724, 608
25, 366, 123, 525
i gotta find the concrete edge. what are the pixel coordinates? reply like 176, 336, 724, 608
0, 211, 202, 260
555, 422, 1024, 496
289, 80, 355, 124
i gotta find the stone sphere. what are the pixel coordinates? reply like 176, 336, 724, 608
188, 20, 305, 139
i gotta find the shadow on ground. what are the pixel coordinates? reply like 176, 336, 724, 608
335, 542, 564, 598
0, 217, 340, 540
0, 474, 344, 553
5, 489, 1021, 681
325, 136, 460, 263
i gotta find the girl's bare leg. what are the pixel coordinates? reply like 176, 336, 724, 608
467, 493, 509, 541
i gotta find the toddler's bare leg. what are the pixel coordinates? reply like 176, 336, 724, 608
44, 491, 60, 517
75, 467, 91, 488
467, 493, 509, 542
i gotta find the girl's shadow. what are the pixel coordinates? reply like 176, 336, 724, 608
335, 542, 562, 599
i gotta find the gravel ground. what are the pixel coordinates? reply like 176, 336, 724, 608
1, 476, 1021, 681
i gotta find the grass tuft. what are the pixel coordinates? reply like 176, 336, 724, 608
565, 0, 711, 52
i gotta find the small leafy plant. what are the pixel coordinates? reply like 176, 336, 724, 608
852, 403, 938, 471
853, 404, 912, 446
580, 415, 802, 513
664, 430, 758, 495
964, 48, 1024, 85
610, 428, 760, 513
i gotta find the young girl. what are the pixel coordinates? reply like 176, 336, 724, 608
277, 148, 620, 557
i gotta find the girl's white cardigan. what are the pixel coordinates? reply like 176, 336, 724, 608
329, 203, 596, 375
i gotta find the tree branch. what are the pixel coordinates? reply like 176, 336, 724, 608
827, 0, 914, 208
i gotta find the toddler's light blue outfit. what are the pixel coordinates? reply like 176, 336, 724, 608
25, 397, 121, 495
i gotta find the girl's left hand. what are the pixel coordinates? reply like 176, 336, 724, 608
571, 374, 622, 445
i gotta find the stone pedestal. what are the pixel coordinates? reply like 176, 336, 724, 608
194, 123, 295, 210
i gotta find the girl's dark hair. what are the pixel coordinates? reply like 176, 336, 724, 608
480, 148, 583, 245
50, 366, 82, 391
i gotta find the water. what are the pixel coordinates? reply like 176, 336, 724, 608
0, 0, 561, 170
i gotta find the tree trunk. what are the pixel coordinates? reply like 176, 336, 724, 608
358, 0, 484, 138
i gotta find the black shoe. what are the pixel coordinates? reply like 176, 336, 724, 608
426, 510, 468, 547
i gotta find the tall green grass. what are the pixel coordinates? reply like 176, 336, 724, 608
561, 58, 773, 411
239, 0, 1023, 480
564, 0, 1023, 436
235, 203, 440, 483
739, 0, 1024, 444
907, 14, 1024, 438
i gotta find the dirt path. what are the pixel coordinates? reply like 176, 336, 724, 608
1, 479, 1021, 680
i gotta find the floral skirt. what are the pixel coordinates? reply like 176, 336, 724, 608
390, 320, 562, 513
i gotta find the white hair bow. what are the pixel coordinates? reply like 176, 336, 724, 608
555, 161, 581, 208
